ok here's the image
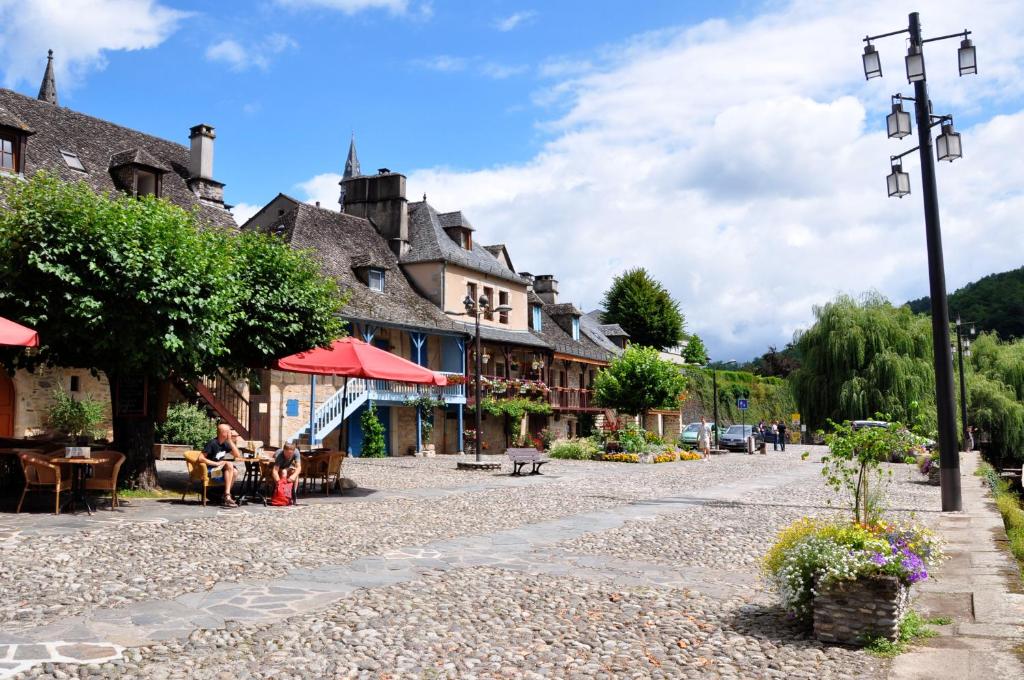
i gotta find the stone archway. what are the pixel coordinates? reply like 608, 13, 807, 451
0, 371, 14, 437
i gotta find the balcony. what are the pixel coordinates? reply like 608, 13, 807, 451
549, 386, 600, 412
365, 371, 466, 404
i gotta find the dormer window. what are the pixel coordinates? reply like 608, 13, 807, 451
60, 149, 85, 172
109, 148, 168, 199
136, 169, 158, 197
0, 130, 23, 174
368, 268, 385, 292
571, 317, 580, 341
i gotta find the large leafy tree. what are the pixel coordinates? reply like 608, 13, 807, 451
0, 173, 344, 486
965, 332, 1024, 463
593, 345, 687, 422
682, 334, 708, 364
601, 268, 684, 350
789, 293, 935, 432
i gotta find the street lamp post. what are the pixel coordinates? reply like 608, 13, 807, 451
862, 11, 976, 512
462, 294, 512, 462
954, 317, 976, 451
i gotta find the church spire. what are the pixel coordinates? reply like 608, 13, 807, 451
37, 50, 58, 105
344, 133, 360, 179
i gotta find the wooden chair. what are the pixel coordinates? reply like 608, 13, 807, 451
299, 451, 328, 494
83, 450, 126, 509
323, 451, 346, 494
17, 452, 73, 514
182, 450, 226, 506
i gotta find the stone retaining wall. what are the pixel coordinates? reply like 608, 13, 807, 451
813, 575, 909, 644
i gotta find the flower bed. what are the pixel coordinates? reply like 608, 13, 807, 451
763, 518, 943, 643
594, 452, 640, 463
678, 450, 702, 461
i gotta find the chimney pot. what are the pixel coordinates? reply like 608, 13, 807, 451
189, 124, 215, 180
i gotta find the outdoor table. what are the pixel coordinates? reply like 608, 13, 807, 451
236, 455, 270, 506
50, 456, 96, 515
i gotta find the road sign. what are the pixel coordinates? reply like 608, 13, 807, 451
737, 398, 749, 410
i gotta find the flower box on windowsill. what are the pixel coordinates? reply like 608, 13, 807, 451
813, 575, 910, 645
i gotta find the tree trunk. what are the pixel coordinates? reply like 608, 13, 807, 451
107, 372, 161, 490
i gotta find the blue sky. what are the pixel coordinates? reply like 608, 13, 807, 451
3, 0, 1024, 361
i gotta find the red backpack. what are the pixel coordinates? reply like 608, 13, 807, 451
269, 478, 293, 506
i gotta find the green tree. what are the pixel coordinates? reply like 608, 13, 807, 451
790, 293, 935, 432
682, 334, 708, 365
0, 173, 344, 486
360, 401, 387, 458
966, 333, 1024, 462
593, 345, 687, 423
601, 268, 684, 350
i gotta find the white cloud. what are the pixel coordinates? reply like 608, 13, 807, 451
414, 56, 528, 79
231, 203, 263, 227
0, 0, 187, 90
494, 10, 536, 32
274, 0, 413, 15
206, 33, 297, 71
300, 1, 1024, 360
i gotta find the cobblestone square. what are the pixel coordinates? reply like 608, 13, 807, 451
1, 447, 944, 678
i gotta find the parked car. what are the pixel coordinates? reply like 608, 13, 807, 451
719, 424, 762, 451
850, 419, 936, 453
679, 422, 721, 447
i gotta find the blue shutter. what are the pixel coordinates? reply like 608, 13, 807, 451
532, 305, 542, 331
572, 317, 580, 341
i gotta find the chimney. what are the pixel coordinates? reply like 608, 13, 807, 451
533, 275, 558, 304
519, 271, 535, 290
187, 124, 224, 205
341, 170, 408, 256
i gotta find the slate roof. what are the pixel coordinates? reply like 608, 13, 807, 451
524, 292, 611, 362
0, 87, 235, 229
404, 202, 526, 284
456, 321, 550, 349
547, 303, 583, 318
242, 197, 464, 335
580, 314, 624, 356
438, 210, 473, 230
108, 147, 170, 172
598, 323, 628, 337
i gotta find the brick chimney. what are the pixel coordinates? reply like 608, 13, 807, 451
187, 124, 224, 205
533, 275, 558, 304
341, 169, 408, 256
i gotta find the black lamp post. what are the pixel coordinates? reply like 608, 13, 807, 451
954, 317, 976, 451
463, 294, 512, 462
862, 11, 976, 512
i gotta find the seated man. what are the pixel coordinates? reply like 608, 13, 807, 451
199, 423, 243, 507
272, 443, 302, 485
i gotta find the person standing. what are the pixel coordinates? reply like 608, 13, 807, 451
771, 421, 779, 451
777, 420, 787, 451
698, 416, 712, 461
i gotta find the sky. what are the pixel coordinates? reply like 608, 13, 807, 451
2, 0, 1023, 361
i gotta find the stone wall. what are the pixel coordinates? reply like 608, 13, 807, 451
813, 575, 909, 644
11, 367, 113, 439
266, 370, 347, 446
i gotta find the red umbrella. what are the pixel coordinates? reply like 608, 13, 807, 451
274, 337, 448, 448
275, 337, 447, 384
0, 316, 39, 347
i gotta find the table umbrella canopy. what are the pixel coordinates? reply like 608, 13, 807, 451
274, 337, 448, 385
0, 316, 39, 347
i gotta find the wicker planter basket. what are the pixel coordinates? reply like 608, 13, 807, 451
813, 575, 910, 645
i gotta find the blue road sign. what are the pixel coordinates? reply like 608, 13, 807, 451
737, 398, 749, 410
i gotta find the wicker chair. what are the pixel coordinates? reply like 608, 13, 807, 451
83, 450, 126, 509
323, 451, 346, 494
298, 451, 328, 494
17, 452, 73, 514
182, 449, 226, 506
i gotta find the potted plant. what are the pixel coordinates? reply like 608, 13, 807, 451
47, 388, 105, 448
155, 402, 216, 460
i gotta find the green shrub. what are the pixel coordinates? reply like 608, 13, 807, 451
157, 402, 217, 448
619, 424, 646, 453
360, 401, 387, 458
47, 388, 105, 440
549, 438, 600, 460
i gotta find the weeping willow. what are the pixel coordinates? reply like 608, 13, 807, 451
790, 293, 935, 432
966, 333, 1024, 461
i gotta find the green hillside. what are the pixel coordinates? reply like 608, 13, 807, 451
907, 266, 1024, 339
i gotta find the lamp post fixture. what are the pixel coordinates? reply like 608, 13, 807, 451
953, 317, 977, 452
863, 11, 976, 511
462, 294, 512, 462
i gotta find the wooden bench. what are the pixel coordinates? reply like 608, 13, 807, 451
506, 448, 549, 476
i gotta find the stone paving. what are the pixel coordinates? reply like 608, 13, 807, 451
0, 447, 1013, 678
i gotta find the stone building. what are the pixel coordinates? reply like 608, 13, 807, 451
0, 52, 235, 439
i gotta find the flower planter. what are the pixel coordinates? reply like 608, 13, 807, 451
927, 465, 941, 485
813, 575, 909, 645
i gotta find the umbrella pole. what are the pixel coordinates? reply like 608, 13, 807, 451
341, 377, 349, 455
309, 374, 317, 448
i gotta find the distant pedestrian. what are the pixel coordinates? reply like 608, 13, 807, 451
777, 420, 787, 451
698, 416, 712, 461
967, 425, 975, 452
771, 422, 779, 451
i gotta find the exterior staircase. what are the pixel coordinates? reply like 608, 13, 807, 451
184, 371, 251, 439
289, 378, 370, 445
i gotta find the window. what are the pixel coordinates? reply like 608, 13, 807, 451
467, 282, 478, 307
571, 317, 580, 341
368, 268, 385, 292
136, 169, 158, 197
531, 305, 542, 331
60, 150, 86, 172
0, 132, 18, 173
69, 376, 80, 392
498, 291, 509, 324
483, 287, 494, 320
461, 229, 473, 250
